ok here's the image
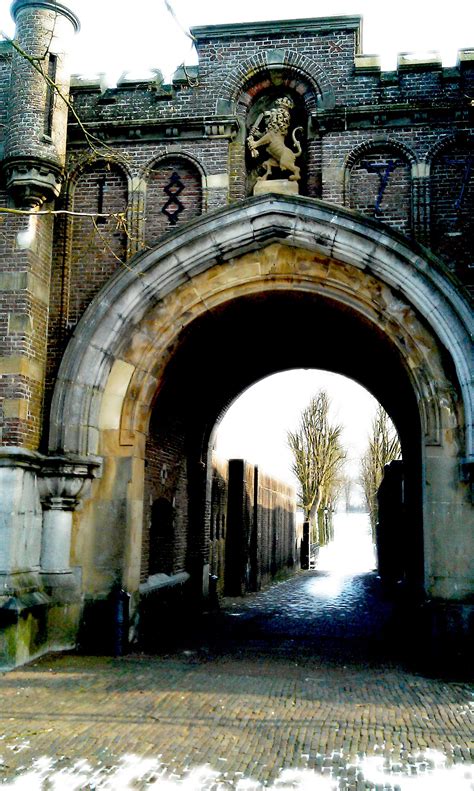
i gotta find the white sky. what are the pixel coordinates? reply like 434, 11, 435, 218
214, 370, 378, 489
1, 1, 473, 83
1, 0, 468, 488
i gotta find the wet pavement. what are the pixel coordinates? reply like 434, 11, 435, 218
0, 515, 472, 789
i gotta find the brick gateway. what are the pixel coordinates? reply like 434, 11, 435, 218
0, 1, 472, 666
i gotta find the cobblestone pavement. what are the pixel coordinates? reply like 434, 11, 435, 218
0, 524, 472, 789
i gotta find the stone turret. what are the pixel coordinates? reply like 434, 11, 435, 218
3, 0, 80, 207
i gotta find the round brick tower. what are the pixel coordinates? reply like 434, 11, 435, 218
4, 0, 80, 207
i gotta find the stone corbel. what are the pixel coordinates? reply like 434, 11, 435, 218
3, 156, 65, 209
38, 456, 102, 577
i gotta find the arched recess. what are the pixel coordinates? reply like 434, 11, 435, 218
48, 195, 473, 611
344, 139, 417, 238
426, 132, 474, 290
221, 54, 328, 200
46, 155, 130, 426
217, 50, 335, 113
141, 153, 205, 246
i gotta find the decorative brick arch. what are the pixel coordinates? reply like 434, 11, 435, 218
426, 131, 474, 283
140, 151, 207, 183
217, 49, 335, 112
344, 138, 417, 174
425, 130, 474, 169
66, 151, 133, 193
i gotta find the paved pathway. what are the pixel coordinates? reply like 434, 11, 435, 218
0, 519, 472, 789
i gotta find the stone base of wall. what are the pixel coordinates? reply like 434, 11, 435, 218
419, 599, 473, 673
137, 573, 193, 653
0, 593, 81, 670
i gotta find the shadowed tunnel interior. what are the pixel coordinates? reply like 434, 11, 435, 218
145, 289, 424, 604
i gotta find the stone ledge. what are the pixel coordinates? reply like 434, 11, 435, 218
192, 16, 362, 40
354, 54, 381, 73
139, 571, 190, 596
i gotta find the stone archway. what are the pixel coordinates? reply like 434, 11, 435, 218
48, 194, 473, 643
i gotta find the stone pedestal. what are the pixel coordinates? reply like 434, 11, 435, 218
38, 456, 101, 578
253, 179, 299, 196
0, 449, 101, 668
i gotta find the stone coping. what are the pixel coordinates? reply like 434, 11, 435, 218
0, 446, 102, 472
397, 51, 442, 70
139, 572, 190, 595
10, 0, 80, 32
191, 16, 362, 40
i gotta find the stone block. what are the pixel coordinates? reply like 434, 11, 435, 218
3, 399, 29, 420
253, 180, 299, 197
8, 314, 33, 334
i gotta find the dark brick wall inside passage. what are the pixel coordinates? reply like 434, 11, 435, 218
143, 443, 298, 596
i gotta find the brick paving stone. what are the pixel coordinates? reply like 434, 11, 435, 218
0, 567, 472, 789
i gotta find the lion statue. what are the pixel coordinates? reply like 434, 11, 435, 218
247, 96, 303, 182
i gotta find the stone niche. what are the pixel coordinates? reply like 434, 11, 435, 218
245, 89, 307, 197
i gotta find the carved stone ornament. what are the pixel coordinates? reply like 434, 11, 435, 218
38, 455, 102, 511
3, 157, 65, 208
246, 96, 303, 192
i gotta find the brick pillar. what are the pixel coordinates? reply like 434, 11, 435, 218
0, 2, 81, 668
411, 163, 430, 246
1, 0, 80, 449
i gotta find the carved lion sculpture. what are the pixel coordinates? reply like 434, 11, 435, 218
247, 96, 303, 182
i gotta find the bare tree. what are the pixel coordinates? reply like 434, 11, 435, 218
338, 473, 354, 512
360, 405, 401, 539
288, 390, 346, 545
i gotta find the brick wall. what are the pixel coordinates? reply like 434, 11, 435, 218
0, 187, 54, 447
61, 21, 473, 295
0, 46, 12, 146
68, 161, 127, 324
44, 160, 128, 415
223, 459, 297, 596
142, 445, 297, 597
256, 470, 297, 590
142, 412, 189, 582
431, 143, 474, 289
209, 456, 228, 597
348, 149, 412, 236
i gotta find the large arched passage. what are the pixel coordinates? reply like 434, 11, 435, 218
49, 195, 473, 639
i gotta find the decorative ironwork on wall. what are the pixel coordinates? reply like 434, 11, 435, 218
359, 159, 403, 216
161, 170, 185, 224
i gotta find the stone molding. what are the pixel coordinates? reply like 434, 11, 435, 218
3, 156, 65, 207
191, 16, 362, 41
67, 116, 239, 145
11, 0, 80, 32
0, 446, 43, 471
38, 455, 102, 511
0, 446, 102, 510
312, 104, 473, 133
